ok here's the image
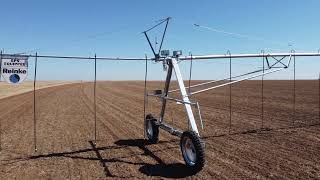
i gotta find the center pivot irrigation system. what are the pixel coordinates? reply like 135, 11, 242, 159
142, 17, 320, 172
0, 17, 319, 173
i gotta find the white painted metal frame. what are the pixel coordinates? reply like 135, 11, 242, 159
171, 57, 200, 135
170, 54, 295, 96
151, 51, 320, 138
154, 57, 201, 137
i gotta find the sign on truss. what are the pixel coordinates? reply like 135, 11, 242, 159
1, 56, 28, 84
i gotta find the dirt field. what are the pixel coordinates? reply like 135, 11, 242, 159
0, 80, 319, 179
0, 81, 78, 99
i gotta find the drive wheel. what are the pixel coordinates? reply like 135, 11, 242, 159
145, 114, 159, 144
180, 131, 205, 172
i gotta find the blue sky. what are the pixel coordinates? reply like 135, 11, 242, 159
0, 0, 319, 80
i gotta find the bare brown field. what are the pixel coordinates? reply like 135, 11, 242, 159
0, 80, 319, 179
0, 81, 78, 99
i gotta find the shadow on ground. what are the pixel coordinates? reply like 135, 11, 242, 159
138, 163, 196, 178
0, 138, 197, 178
114, 139, 197, 178
3, 124, 319, 178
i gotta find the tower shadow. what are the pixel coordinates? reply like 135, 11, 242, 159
115, 139, 198, 178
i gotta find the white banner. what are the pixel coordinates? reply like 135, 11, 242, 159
1, 57, 29, 84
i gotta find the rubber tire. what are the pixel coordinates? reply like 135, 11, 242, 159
180, 131, 205, 172
145, 114, 159, 144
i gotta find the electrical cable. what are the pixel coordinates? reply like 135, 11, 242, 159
193, 24, 292, 49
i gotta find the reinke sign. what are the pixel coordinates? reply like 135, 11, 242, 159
1, 57, 28, 84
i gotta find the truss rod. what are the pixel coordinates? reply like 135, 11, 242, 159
169, 69, 265, 93
190, 68, 283, 95
148, 94, 196, 105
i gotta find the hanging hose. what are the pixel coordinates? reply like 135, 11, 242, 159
228, 50, 232, 134
291, 50, 296, 126
188, 53, 193, 95
261, 50, 265, 129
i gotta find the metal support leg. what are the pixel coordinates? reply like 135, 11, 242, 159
159, 59, 173, 122
171, 58, 200, 135
143, 55, 148, 138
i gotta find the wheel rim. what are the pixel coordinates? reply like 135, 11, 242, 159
147, 120, 153, 138
182, 137, 196, 166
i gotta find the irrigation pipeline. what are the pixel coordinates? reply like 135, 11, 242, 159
2, 52, 320, 62
178, 52, 320, 61
0, 53, 150, 61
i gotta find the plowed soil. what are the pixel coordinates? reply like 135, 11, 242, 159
0, 81, 78, 99
0, 80, 319, 179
